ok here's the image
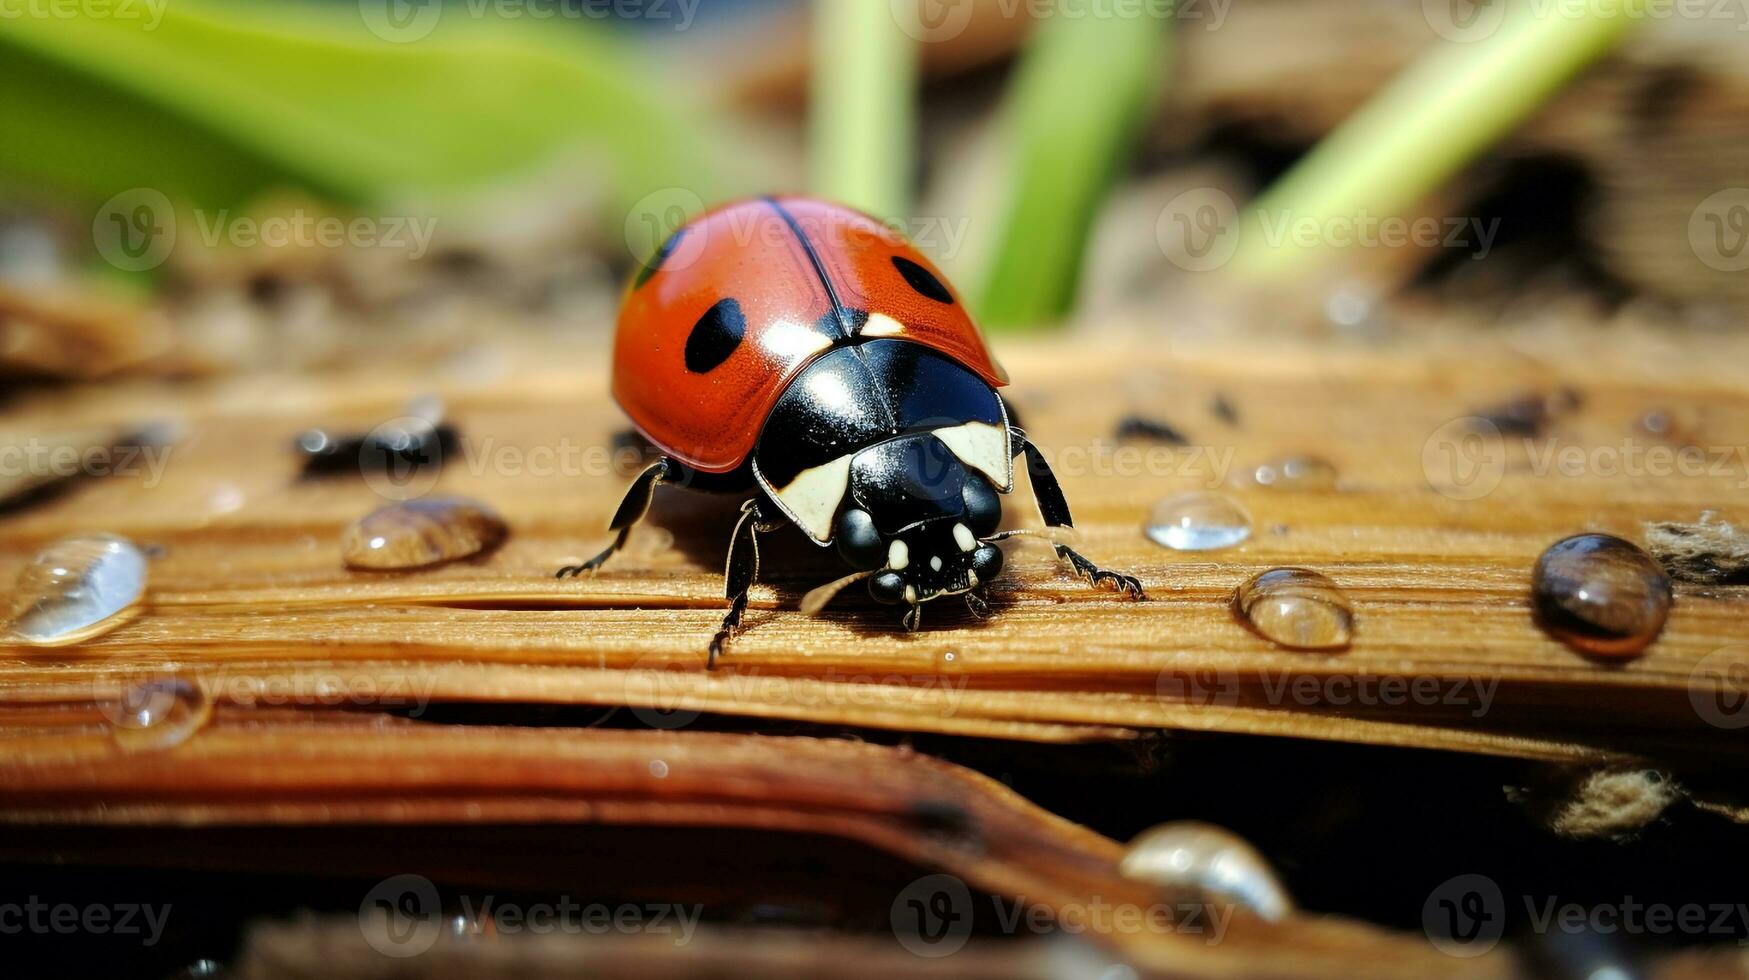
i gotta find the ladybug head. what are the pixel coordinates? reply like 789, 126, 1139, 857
830, 435, 1005, 613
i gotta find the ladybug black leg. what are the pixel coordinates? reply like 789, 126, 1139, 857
708, 499, 766, 669
964, 591, 989, 619
1011, 429, 1146, 599
556, 458, 672, 579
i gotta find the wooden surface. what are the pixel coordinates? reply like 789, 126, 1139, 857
3, 318, 1748, 974
1, 321, 1747, 761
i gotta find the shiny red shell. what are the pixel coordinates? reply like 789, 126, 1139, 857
610, 196, 1007, 474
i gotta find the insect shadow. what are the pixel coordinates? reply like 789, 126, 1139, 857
630, 484, 1015, 642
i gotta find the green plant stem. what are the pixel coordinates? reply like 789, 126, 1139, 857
974, 10, 1171, 330
1233, 1, 1642, 279
810, 0, 917, 220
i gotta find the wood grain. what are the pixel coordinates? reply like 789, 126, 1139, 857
2, 324, 1746, 760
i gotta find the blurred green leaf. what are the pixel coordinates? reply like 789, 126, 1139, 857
1234, 0, 1641, 279
0, 1, 757, 217
973, 9, 1171, 330
810, 0, 917, 222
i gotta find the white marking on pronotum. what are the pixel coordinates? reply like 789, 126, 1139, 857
860, 311, 907, 337
930, 555, 943, 572
952, 523, 977, 552
753, 455, 852, 544
888, 539, 909, 570
933, 420, 1013, 492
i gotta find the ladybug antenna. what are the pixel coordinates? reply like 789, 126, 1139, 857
799, 569, 877, 615
903, 604, 923, 632
982, 527, 1079, 547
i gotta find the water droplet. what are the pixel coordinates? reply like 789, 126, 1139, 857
343, 496, 508, 570
5, 534, 147, 645
649, 759, 669, 778
1121, 821, 1293, 921
1323, 282, 1379, 331
1233, 568, 1354, 651
206, 483, 246, 515
1532, 534, 1671, 658
1146, 492, 1252, 551
1251, 455, 1339, 490
107, 678, 211, 752
1634, 407, 1699, 445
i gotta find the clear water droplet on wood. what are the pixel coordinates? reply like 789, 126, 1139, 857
1146, 491, 1252, 551
107, 678, 211, 752
1252, 455, 1339, 490
1121, 821, 1293, 921
1532, 533, 1671, 658
5, 534, 146, 645
1233, 567, 1354, 651
342, 496, 508, 570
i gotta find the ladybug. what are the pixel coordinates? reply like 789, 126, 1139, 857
559, 197, 1143, 663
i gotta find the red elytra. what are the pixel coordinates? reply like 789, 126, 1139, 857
610, 196, 1007, 474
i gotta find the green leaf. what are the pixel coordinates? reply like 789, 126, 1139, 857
0, 0, 757, 218
972, 9, 1172, 330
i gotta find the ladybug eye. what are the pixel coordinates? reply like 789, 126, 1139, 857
834, 507, 884, 570
868, 571, 906, 605
961, 475, 1001, 536
685, 298, 745, 373
891, 256, 954, 305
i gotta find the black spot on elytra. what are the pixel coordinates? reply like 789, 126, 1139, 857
892, 256, 953, 304
633, 227, 687, 290
685, 298, 745, 373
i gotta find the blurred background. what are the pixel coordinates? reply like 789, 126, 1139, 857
2, 0, 1745, 388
